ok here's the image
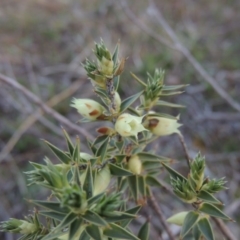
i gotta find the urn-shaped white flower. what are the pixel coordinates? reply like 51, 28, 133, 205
115, 113, 147, 137
71, 98, 105, 120
143, 115, 182, 136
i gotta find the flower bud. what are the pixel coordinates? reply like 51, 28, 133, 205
127, 155, 142, 175
99, 56, 114, 77
115, 113, 147, 137
171, 178, 197, 203
167, 211, 189, 226
19, 221, 37, 234
0, 218, 38, 234
97, 127, 116, 136
143, 115, 181, 136
190, 153, 205, 191
71, 98, 106, 120
114, 92, 121, 112
93, 165, 111, 196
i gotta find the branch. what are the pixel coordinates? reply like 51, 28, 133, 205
120, 0, 240, 112
178, 134, 191, 169
0, 78, 93, 162
213, 218, 237, 240
0, 73, 94, 160
149, 194, 176, 240
146, 0, 240, 112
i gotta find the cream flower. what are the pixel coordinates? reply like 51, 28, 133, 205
143, 115, 182, 136
71, 98, 105, 120
115, 113, 147, 137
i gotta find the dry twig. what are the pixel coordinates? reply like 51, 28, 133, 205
146, 0, 240, 112
0, 73, 94, 161
149, 194, 176, 240
0, 79, 93, 162
120, 0, 240, 112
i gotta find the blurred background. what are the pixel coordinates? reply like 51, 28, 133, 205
0, 0, 240, 239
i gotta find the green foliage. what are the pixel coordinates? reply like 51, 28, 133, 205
0, 41, 233, 240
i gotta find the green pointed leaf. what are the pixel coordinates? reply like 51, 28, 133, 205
115, 140, 125, 152
103, 211, 137, 222
146, 175, 162, 187
69, 218, 83, 240
193, 225, 202, 240
82, 210, 108, 226
142, 160, 163, 170
138, 220, 150, 240
94, 134, 109, 146
118, 177, 128, 192
94, 87, 108, 99
87, 192, 105, 206
137, 152, 171, 162
121, 206, 142, 228
96, 136, 109, 162
159, 91, 184, 96
162, 84, 187, 91
79, 230, 91, 240
73, 137, 80, 163
197, 217, 215, 240
180, 211, 200, 238
85, 225, 102, 240
104, 223, 140, 240
113, 75, 120, 90
128, 135, 139, 145
87, 138, 97, 155
161, 162, 187, 181
109, 163, 133, 176
62, 128, 74, 155
128, 175, 139, 201
44, 141, 71, 164
39, 210, 65, 221
146, 112, 177, 120
112, 43, 119, 65
130, 72, 147, 87
128, 107, 142, 116
197, 190, 222, 205
114, 154, 126, 163
28, 200, 69, 213
156, 100, 185, 108
138, 176, 146, 198
120, 91, 144, 113
41, 231, 66, 240
55, 212, 77, 232
199, 203, 232, 221
83, 164, 93, 199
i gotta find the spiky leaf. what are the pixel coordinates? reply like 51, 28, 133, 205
120, 91, 144, 113
109, 163, 133, 176
44, 141, 71, 164
197, 217, 215, 240
104, 223, 139, 240
180, 211, 200, 238
199, 203, 232, 221
82, 210, 108, 226
138, 220, 150, 240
